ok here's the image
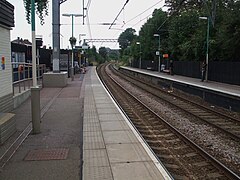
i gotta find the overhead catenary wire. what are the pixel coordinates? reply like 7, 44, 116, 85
109, 0, 130, 29
85, 0, 93, 45
83, 0, 92, 24
121, 0, 164, 28
86, 0, 92, 9
83, 0, 121, 48
130, 12, 153, 29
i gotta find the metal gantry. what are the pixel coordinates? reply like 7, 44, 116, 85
84, 39, 118, 43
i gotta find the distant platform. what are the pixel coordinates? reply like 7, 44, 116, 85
120, 66, 240, 112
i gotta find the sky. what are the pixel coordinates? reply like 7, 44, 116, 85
8, 0, 166, 50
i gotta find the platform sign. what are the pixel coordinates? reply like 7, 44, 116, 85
163, 54, 169, 58
75, 46, 82, 49
1, 56, 5, 70
75, 46, 90, 50
82, 45, 90, 50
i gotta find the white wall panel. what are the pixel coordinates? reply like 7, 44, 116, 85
0, 26, 13, 97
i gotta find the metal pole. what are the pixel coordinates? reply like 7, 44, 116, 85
31, 0, 37, 87
139, 43, 142, 69
71, 15, 74, 81
31, 87, 40, 134
83, 0, 85, 25
37, 48, 40, 81
68, 51, 70, 77
31, 0, 40, 134
205, 17, 210, 81
158, 35, 161, 72
71, 15, 74, 39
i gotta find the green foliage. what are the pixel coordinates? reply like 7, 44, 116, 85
87, 46, 119, 65
213, 0, 240, 61
87, 46, 104, 64
139, 9, 168, 60
168, 10, 203, 61
23, 0, 49, 25
99, 47, 108, 60
69, 37, 77, 47
118, 28, 137, 52
165, 0, 204, 15
108, 50, 120, 61
118, 0, 240, 62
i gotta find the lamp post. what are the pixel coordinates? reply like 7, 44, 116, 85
62, 13, 83, 80
154, 34, 161, 72
199, 16, 210, 81
31, 0, 40, 134
136, 42, 142, 69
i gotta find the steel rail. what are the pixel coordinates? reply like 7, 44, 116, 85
113, 66, 240, 140
98, 63, 240, 179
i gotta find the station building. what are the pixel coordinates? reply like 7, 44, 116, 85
0, 0, 14, 112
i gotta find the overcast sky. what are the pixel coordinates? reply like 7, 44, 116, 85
8, 0, 165, 49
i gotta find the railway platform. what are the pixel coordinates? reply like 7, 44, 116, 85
0, 66, 172, 180
120, 66, 240, 111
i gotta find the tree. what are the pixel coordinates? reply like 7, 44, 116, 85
165, 0, 204, 15
138, 8, 168, 61
213, 0, 240, 61
99, 47, 108, 61
23, 0, 49, 25
118, 28, 137, 53
118, 0, 240, 63
168, 10, 203, 61
108, 50, 120, 61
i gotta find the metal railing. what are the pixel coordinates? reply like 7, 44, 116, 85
12, 62, 46, 96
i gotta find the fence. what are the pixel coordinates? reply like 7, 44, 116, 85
12, 62, 46, 95
131, 59, 240, 85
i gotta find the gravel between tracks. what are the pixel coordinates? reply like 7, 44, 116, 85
106, 66, 240, 175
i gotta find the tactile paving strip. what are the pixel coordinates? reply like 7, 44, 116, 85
24, 148, 69, 161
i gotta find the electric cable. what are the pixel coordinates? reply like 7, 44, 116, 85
121, 0, 164, 28
130, 12, 152, 29
109, 0, 130, 29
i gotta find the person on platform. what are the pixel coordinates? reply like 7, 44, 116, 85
169, 60, 174, 75
201, 60, 207, 82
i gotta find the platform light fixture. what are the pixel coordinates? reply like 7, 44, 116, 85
136, 42, 142, 69
153, 34, 161, 72
62, 13, 83, 80
199, 16, 210, 81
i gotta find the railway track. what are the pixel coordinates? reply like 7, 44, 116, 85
114, 65, 240, 141
97, 63, 240, 179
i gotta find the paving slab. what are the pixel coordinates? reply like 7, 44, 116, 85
102, 130, 139, 144
82, 67, 172, 180
106, 143, 152, 163
0, 74, 84, 180
111, 161, 166, 180
98, 113, 125, 122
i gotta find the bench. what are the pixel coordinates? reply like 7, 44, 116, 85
163, 69, 170, 73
